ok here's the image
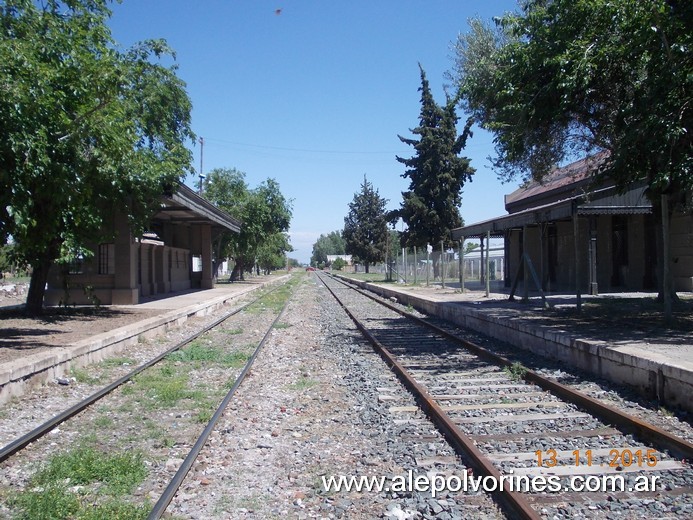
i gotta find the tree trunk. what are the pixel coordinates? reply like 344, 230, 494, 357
26, 256, 53, 315
365, 263, 370, 274
230, 261, 242, 282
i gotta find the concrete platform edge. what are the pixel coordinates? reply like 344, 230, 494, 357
345, 278, 692, 414
0, 275, 289, 405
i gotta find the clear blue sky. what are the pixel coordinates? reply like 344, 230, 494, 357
108, 1, 521, 264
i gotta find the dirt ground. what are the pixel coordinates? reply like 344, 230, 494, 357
0, 283, 161, 365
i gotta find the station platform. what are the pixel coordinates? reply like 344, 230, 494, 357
339, 276, 693, 415
0, 275, 289, 404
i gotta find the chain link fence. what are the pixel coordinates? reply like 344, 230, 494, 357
354, 246, 505, 287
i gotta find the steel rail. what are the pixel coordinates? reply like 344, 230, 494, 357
146, 285, 293, 519
0, 282, 285, 463
331, 274, 693, 461
318, 273, 541, 520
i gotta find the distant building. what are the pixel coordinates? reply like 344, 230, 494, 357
45, 184, 241, 305
327, 254, 355, 273
452, 155, 693, 294
326, 254, 352, 265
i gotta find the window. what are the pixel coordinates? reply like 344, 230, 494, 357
98, 243, 115, 275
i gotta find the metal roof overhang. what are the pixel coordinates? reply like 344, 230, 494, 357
153, 184, 242, 233
452, 184, 651, 240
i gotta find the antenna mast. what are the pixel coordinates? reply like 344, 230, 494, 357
198, 136, 205, 194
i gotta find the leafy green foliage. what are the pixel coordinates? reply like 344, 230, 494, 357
202, 169, 293, 279
504, 361, 528, 382
256, 232, 292, 274
167, 341, 251, 368
331, 257, 347, 270
343, 176, 388, 272
395, 65, 475, 249
0, 0, 195, 313
310, 230, 345, 267
451, 1, 692, 195
32, 446, 146, 495
0, 242, 26, 274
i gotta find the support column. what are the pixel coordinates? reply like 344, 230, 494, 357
522, 225, 529, 301
539, 224, 545, 291
112, 214, 139, 304
440, 241, 445, 289
485, 230, 491, 297
200, 223, 213, 289
459, 238, 465, 293
573, 209, 582, 312
156, 246, 170, 294
588, 216, 598, 295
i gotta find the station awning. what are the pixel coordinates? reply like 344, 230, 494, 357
452, 183, 651, 240
153, 183, 241, 233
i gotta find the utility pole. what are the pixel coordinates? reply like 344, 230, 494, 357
198, 136, 205, 195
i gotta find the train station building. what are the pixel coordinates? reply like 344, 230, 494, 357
452, 155, 693, 295
44, 184, 241, 306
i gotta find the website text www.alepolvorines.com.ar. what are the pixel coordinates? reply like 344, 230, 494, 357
322, 470, 662, 498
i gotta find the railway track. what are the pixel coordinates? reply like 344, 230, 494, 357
318, 272, 693, 519
0, 277, 296, 519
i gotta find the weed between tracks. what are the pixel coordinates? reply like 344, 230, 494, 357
245, 274, 301, 314
6, 445, 148, 520
503, 361, 528, 382
288, 375, 319, 391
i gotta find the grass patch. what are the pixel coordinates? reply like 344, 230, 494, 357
195, 407, 214, 424
101, 357, 135, 368
246, 274, 301, 314
288, 376, 319, 391
131, 368, 191, 407
93, 415, 114, 429
167, 341, 252, 370
339, 272, 389, 283
8, 445, 148, 520
69, 367, 99, 385
223, 350, 252, 369
167, 341, 223, 364
273, 322, 291, 329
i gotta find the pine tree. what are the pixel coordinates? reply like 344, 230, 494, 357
396, 64, 475, 252
343, 176, 388, 273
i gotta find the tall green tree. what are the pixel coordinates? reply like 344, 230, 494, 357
395, 65, 474, 275
203, 171, 293, 280
310, 230, 345, 267
450, 0, 692, 317
0, 0, 194, 314
202, 167, 248, 276
257, 232, 292, 274
451, 2, 691, 191
343, 176, 388, 273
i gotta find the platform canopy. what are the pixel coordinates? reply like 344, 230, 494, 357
452, 183, 652, 240
452, 152, 652, 241
153, 183, 241, 234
